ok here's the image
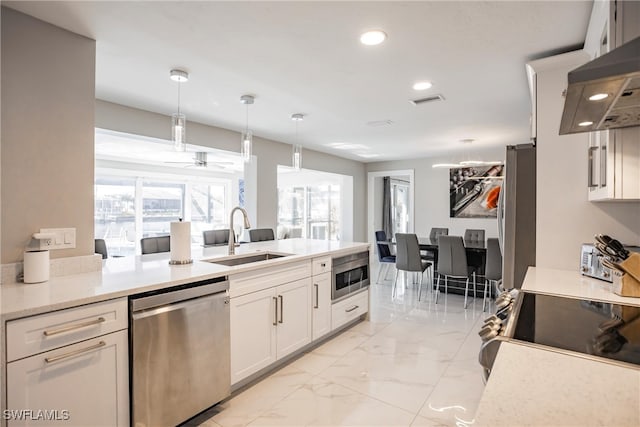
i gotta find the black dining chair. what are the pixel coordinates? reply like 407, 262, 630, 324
429, 227, 449, 240
203, 229, 230, 246
375, 230, 396, 283
464, 229, 485, 243
395, 233, 432, 300
95, 239, 108, 259
483, 238, 502, 312
141, 236, 171, 254
464, 228, 486, 292
249, 228, 275, 242
436, 235, 472, 309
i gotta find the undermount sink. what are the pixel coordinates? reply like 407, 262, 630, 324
205, 252, 290, 267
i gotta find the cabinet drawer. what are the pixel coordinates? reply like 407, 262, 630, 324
7, 298, 127, 362
230, 260, 311, 298
312, 256, 332, 276
331, 290, 368, 330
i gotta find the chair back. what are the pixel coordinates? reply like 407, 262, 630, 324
203, 229, 230, 246
374, 230, 392, 261
95, 239, 108, 259
485, 238, 502, 281
249, 228, 275, 242
141, 236, 171, 254
464, 229, 485, 243
395, 233, 422, 272
437, 235, 468, 277
429, 227, 449, 240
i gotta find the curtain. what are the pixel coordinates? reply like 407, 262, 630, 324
382, 176, 392, 240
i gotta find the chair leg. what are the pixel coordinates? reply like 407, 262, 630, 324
435, 275, 441, 304
393, 269, 399, 297
418, 272, 423, 301
464, 277, 469, 309
483, 279, 489, 312
445, 276, 448, 299
473, 271, 477, 299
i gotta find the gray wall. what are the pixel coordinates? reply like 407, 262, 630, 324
96, 101, 367, 242
366, 146, 506, 240
1, 8, 96, 263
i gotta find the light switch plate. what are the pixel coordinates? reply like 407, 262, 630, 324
39, 228, 76, 250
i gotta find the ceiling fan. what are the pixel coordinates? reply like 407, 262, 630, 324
165, 152, 234, 169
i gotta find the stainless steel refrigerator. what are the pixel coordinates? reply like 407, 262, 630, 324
498, 143, 536, 289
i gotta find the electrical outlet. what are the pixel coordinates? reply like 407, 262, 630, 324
39, 228, 76, 250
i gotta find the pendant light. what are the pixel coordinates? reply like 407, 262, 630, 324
240, 95, 254, 162
291, 113, 304, 170
170, 69, 189, 152
432, 139, 502, 168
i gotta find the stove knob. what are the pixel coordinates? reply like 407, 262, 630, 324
496, 298, 512, 310
479, 325, 500, 341
603, 270, 610, 278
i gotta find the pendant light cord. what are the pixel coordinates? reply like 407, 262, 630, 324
245, 104, 249, 133
177, 81, 181, 115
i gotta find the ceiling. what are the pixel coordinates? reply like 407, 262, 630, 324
5, 1, 592, 162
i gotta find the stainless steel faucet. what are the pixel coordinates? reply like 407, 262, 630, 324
228, 206, 251, 255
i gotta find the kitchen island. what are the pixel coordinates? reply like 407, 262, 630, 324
0, 238, 370, 427
474, 267, 640, 426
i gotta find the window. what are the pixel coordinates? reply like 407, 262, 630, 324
95, 177, 136, 257
277, 167, 352, 241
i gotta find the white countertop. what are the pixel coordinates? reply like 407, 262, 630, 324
475, 266, 640, 426
0, 239, 369, 321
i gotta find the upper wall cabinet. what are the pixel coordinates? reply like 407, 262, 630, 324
584, 0, 640, 201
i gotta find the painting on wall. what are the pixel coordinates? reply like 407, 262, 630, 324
449, 165, 504, 218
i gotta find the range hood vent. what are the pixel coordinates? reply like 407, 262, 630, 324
559, 36, 640, 135
410, 94, 445, 105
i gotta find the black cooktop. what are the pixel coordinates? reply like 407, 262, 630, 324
512, 292, 640, 367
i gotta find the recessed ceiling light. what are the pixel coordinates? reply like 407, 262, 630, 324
360, 30, 387, 46
169, 69, 189, 82
588, 93, 608, 101
579, 121, 594, 127
327, 142, 368, 150
290, 113, 305, 121
413, 81, 433, 91
357, 153, 380, 158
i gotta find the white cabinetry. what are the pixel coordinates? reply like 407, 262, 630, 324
585, 0, 640, 201
6, 299, 129, 427
229, 260, 312, 385
331, 289, 369, 331
312, 272, 332, 340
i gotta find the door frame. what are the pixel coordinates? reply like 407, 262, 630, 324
367, 169, 415, 245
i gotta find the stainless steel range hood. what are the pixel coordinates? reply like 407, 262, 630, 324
559, 36, 640, 135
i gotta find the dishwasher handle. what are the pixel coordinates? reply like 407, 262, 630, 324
132, 292, 229, 321
131, 279, 228, 312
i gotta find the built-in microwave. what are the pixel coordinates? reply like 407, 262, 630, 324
332, 251, 370, 302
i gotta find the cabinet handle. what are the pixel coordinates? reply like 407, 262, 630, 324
273, 297, 278, 326
44, 341, 106, 364
345, 305, 359, 313
43, 317, 106, 337
278, 295, 284, 324
588, 146, 598, 188
314, 284, 319, 309
601, 144, 607, 187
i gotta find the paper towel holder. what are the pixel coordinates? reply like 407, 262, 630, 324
169, 218, 193, 265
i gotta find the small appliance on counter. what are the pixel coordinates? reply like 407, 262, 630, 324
23, 249, 49, 283
580, 241, 640, 283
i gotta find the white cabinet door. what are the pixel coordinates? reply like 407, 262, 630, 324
275, 278, 312, 359
312, 273, 332, 341
6, 330, 128, 427
230, 287, 277, 384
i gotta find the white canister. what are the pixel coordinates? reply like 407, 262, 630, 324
23, 250, 50, 283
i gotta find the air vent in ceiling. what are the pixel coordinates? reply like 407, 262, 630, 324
366, 119, 394, 127
410, 94, 445, 106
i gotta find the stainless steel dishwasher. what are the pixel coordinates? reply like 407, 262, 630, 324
130, 277, 230, 427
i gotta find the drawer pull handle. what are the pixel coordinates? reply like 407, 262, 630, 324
345, 305, 359, 313
273, 297, 278, 326
44, 341, 106, 364
43, 317, 106, 337
278, 295, 284, 324
320, 263, 326, 267
314, 284, 319, 309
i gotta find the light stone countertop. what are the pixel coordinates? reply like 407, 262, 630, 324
0, 238, 369, 321
475, 267, 640, 426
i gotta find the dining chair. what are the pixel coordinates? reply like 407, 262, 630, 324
141, 236, 171, 254
95, 239, 108, 259
436, 235, 472, 309
394, 233, 432, 300
375, 230, 396, 283
203, 229, 230, 246
249, 228, 275, 242
464, 229, 485, 242
483, 238, 502, 311
429, 227, 449, 240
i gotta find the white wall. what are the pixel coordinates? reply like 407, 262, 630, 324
533, 51, 640, 270
95, 100, 368, 241
1, 8, 96, 263
366, 146, 506, 240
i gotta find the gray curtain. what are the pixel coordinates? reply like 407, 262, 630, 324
382, 176, 392, 239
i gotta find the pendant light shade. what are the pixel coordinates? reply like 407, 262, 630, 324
291, 113, 304, 170
240, 95, 255, 163
170, 69, 189, 152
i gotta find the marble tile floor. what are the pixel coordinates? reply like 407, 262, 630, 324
187, 268, 492, 427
